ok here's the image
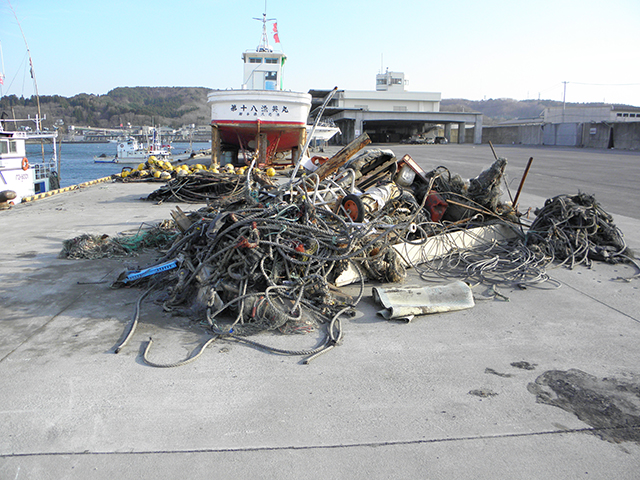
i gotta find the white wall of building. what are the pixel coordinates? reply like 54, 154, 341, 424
335, 90, 441, 113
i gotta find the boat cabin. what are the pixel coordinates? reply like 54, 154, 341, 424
242, 50, 286, 91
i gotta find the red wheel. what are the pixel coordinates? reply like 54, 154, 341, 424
341, 194, 365, 222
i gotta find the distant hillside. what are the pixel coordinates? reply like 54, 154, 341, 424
0, 87, 211, 131
2, 87, 636, 131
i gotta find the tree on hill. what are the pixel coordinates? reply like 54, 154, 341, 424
0, 86, 211, 131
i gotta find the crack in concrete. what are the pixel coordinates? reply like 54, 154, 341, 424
2, 425, 639, 458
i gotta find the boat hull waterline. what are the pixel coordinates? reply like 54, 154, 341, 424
208, 90, 311, 152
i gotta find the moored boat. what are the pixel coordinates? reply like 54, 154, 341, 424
0, 117, 60, 205
93, 131, 171, 164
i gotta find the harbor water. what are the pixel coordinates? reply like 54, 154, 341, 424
26, 141, 211, 189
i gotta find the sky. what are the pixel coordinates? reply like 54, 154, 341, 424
1, 0, 639, 106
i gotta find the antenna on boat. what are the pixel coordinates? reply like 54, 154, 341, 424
253, 1, 276, 52
0, 41, 5, 96
7, 0, 43, 131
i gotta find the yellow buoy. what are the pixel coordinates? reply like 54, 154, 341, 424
266, 167, 276, 177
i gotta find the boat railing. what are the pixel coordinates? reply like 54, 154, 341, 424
33, 162, 56, 181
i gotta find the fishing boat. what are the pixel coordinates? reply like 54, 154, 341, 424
93, 130, 171, 164
207, 12, 312, 166
306, 123, 341, 142
0, 116, 60, 205
0, 10, 64, 206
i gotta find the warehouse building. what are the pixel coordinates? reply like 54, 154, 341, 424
309, 70, 483, 145
483, 104, 640, 150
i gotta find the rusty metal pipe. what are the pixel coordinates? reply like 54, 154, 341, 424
513, 157, 534, 208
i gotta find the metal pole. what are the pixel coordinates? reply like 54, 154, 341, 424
513, 157, 534, 208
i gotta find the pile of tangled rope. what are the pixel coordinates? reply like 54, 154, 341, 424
145, 170, 278, 204
526, 193, 636, 271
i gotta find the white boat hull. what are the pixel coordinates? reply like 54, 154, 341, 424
307, 125, 341, 142
208, 89, 311, 152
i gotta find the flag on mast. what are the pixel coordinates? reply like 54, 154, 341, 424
273, 22, 280, 43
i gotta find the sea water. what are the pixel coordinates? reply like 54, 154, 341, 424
26, 141, 211, 189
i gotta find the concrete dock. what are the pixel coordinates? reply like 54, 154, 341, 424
1, 144, 639, 479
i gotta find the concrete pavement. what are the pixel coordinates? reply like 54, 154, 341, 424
1, 145, 639, 479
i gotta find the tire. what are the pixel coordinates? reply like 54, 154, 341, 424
341, 194, 365, 222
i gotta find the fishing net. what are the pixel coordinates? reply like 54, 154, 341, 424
59, 220, 178, 260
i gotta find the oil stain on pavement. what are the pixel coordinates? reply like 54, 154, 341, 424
528, 369, 640, 444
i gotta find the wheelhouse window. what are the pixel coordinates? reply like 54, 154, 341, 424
265, 58, 278, 64
248, 57, 262, 64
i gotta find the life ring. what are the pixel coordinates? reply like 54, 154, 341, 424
21, 158, 29, 171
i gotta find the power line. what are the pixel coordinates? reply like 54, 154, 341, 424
569, 82, 640, 86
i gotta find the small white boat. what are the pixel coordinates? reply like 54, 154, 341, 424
306, 124, 341, 142
93, 131, 171, 164
0, 116, 60, 204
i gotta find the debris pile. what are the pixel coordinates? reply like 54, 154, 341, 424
526, 193, 631, 267
60, 133, 637, 365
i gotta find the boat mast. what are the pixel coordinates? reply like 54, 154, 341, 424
8, 0, 43, 129
7, 0, 60, 178
0, 41, 5, 97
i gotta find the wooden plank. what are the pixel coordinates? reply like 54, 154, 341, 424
313, 133, 371, 181
211, 125, 221, 167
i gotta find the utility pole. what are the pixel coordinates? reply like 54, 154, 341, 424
562, 81, 568, 122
